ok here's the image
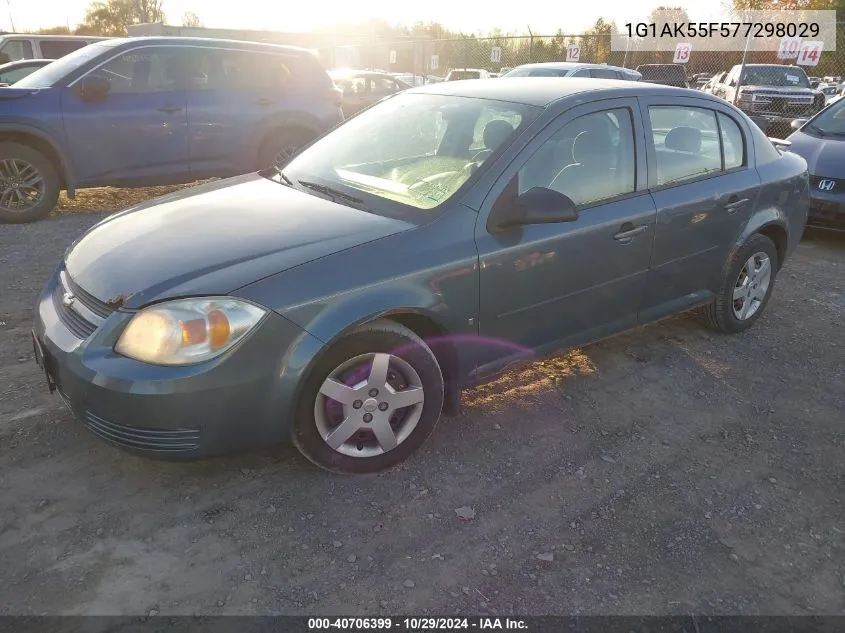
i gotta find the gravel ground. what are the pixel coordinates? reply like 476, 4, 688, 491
1, 213, 844, 616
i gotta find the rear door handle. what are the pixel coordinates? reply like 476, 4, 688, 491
613, 224, 649, 242
157, 105, 183, 114
724, 197, 750, 213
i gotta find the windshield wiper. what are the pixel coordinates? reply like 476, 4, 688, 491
298, 180, 365, 206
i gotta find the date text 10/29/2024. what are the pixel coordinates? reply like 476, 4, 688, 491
307, 618, 529, 631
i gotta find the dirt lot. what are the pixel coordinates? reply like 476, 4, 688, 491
1, 211, 844, 616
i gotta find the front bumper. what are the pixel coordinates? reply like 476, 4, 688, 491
808, 190, 845, 231
33, 267, 326, 458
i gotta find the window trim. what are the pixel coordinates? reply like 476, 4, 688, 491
637, 96, 753, 192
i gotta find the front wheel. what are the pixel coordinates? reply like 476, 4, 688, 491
0, 142, 60, 224
698, 233, 779, 334
292, 320, 445, 474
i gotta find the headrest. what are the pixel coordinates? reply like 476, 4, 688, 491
665, 126, 701, 153
483, 119, 515, 150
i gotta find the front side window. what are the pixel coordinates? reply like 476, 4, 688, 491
282, 93, 538, 212
91, 47, 206, 93
518, 108, 636, 207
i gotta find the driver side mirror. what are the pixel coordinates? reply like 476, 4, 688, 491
489, 184, 579, 233
790, 118, 808, 131
77, 76, 110, 102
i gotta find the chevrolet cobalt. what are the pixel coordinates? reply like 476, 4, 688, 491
33, 79, 809, 473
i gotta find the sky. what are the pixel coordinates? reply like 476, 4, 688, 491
3, 0, 733, 36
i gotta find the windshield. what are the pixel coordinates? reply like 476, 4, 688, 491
807, 99, 845, 136
741, 66, 809, 88
281, 93, 538, 212
448, 70, 481, 80
14, 40, 122, 88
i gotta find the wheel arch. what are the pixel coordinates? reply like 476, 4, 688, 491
294, 306, 463, 417
0, 125, 75, 195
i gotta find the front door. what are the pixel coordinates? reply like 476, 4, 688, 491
637, 98, 760, 321
62, 46, 190, 186
474, 99, 657, 374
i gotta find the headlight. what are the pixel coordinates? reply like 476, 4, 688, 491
115, 298, 266, 365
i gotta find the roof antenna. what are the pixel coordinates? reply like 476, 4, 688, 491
6, 0, 15, 31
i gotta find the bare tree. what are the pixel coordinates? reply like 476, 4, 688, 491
79, 0, 166, 36
181, 11, 202, 28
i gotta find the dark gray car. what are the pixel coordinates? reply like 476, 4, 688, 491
33, 79, 809, 474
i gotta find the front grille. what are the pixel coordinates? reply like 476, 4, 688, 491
83, 411, 201, 453
52, 269, 114, 340
53, 282, 96, 339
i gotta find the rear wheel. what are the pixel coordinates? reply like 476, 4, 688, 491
0, 142, 60, 224
292, 320, 444, 474
698, 233, 779, 334
257, 128, 317, 170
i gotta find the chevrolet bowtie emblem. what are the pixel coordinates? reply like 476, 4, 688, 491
62, 292, 75, 308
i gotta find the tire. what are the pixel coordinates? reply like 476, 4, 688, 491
292, 319, 445, 474
257, 128, 317, 170
0, 142, 60, 224
698, 233, 779, 334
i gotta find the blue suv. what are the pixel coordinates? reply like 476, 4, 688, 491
0, 37, 344, 223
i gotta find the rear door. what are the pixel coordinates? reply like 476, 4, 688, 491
62, 45, 190, 186
637, 96, 760, 321
475, 98, 656, 367
186, 48, 312, 178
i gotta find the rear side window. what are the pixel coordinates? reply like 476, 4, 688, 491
40, 40, 88, 59
218, 51, 294, 90
590, 68, 619, 79
649, 106, 722, 186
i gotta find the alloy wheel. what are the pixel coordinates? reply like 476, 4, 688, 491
732, 251, 772, 321
314, 352, 425, 458
0, 158, 44, 212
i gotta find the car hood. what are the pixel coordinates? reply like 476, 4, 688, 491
64, 174, 415, 310
785, 131, 845, 178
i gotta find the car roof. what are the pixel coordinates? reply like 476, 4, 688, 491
408, 77, 717, 107
110, 36, 314, 56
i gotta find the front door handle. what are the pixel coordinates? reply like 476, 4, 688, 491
724, 197, 750, 214
157, 105, 183, 114
613, 224, 649, 242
